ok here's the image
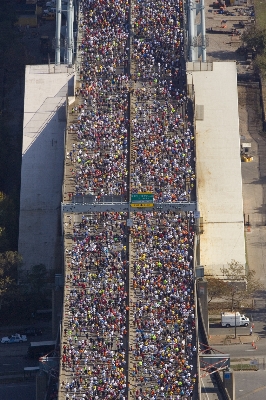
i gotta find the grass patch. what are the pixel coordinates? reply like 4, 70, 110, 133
254, 0, 266, 31
231, 364, 258, 371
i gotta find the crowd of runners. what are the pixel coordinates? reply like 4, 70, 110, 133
130, 0, 195, 202
69, 0, 130, 199
67, 0, 195, 202
60, 0, 196, 398
130, 211, 196, 399
61, 212, 129, 399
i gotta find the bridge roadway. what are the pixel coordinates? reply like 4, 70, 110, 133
59, 0, 197, 399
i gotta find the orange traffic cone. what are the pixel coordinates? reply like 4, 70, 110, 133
252, 341, 255, 347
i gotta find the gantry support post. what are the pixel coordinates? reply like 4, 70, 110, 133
55, 0, 62, 65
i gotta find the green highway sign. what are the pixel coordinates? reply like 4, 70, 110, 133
131, 192, 154, 203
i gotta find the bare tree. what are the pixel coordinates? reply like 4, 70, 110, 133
207, 260, 263, 311
207, 277, 229, 304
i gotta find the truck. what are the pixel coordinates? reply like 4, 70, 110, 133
1, 333, 27, 343
221, 312, 250, 327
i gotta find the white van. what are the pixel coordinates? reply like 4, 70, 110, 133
221, 312, 250, 327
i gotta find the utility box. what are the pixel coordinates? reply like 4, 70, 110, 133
223, 368, 235, 400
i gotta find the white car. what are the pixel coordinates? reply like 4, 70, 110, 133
1, 334, 27, 343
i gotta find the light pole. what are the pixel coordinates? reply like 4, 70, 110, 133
234, 301, 238, 339
235, 310, 236, 339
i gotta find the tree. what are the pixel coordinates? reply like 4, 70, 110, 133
241, 26, 266, 55
0, 251, 22, 312
207, 276, 229, 303
0, 192, 19, 251
221, 260, 263, 311
0, 251, 22, 285
254, 53, 266, 77
220, 260, 245, 311
0, 262, 52, 324
207, 260, 263, 311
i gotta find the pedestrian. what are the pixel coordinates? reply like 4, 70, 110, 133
60, 0, 196, 397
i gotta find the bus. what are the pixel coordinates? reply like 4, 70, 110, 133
27, 340, 56, 359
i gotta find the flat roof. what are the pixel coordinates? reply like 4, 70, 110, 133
19, 64, 75, 271
187, 62, 246, 276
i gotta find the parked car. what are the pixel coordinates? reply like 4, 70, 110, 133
19, 327, 42, 337
1, 334, 27, 343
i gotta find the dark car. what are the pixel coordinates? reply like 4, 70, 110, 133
19, 327, 42, 337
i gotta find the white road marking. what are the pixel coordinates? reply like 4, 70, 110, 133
4, 384, 33, 388
201, 377, 210, 400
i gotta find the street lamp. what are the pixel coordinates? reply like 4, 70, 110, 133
234, 302, 238, 339
235, 310, 236, 339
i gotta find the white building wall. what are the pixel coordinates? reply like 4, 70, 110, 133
19, 64, 75, 271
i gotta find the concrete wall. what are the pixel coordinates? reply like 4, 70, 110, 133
19, 64, 75, 272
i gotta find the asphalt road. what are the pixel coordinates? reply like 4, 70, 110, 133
0, 342, 34, 374
0, 381, 35, 400
209, 312, 266, 357
0, 326, 54, 376
210, 323, 253, 336
208, 312, 266, 400
0, 325, 54, 400
211, 343, 266, 358
235, 371, 266, 400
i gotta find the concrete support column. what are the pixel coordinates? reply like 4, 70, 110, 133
197, 278, 209, 336
67, 0, 74, 66
201, 0, 206, 62
55, 0, 62, 65
52, 286, 63, 339
189, 0, 195, 62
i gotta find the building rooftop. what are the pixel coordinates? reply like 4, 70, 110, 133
187, 61, 246, 276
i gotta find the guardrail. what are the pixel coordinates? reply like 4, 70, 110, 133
198, 298, 231, 400
61, 200, 198, 213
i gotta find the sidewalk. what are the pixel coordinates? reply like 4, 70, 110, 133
239, 83, 266, 288
209, 334, 259, 346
